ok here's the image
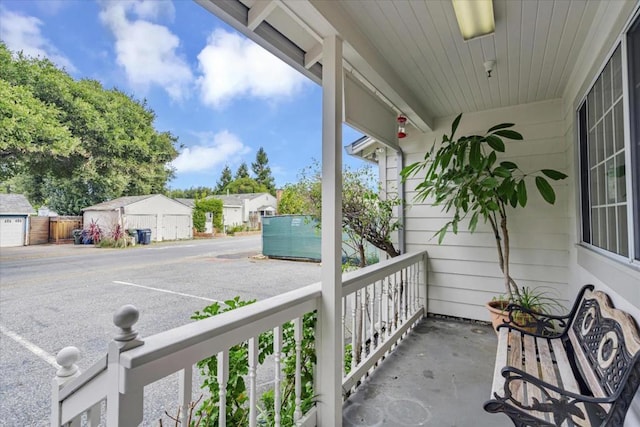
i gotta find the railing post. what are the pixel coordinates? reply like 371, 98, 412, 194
51, 346, 81, 426
106, 305, 144, 427
421, 252, 429, 317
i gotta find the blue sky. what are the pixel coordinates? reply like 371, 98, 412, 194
0, 0, 365, 190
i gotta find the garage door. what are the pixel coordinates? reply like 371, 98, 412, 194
162, 215, 191, 240
0, 216, 25, 247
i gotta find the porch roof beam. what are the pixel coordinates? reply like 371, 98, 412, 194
283, 0, 435, 132
194, 0, 322, 85
247, 0, 278, 31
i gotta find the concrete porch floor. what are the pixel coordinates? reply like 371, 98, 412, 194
342, 316, 510, 427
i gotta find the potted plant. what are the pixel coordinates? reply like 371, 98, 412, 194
401, 114, 567, 328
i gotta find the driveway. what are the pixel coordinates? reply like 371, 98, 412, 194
0, 236, 322, 426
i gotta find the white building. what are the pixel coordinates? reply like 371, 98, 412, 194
82, 195, 193, 242
212, 192, 277, 229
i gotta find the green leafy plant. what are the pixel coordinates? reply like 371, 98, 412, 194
191, 297, 317, 427
401, 114, 568, 302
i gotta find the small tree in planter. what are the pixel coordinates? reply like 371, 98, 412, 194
401, 114, 567, 305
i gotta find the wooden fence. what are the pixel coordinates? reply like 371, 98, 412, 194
49, 216, 82, 244
29, 217, 50, 245
30, 216, 83, 244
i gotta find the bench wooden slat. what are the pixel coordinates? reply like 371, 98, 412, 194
491, 327, 509, 398
508, 330, 524, 404
568, 328, 607, 399
536, 338, 561, 425
551, 338, 590, 427
523, 334, 545, 421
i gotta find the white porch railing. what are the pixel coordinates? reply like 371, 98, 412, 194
51, 251, 428, 426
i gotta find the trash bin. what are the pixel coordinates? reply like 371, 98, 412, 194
72, 229, 83, 245
139, 228, 151, 245
127, 229, 138, 244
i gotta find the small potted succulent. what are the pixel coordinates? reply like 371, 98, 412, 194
401, 114, 568, 329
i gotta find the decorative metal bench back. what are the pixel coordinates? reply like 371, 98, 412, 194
569, 289, 640, 407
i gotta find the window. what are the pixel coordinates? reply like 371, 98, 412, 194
579, 13, 639, 262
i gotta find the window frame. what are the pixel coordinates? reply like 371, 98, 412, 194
577, 9, 640, 268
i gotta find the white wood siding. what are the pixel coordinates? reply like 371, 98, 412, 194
83, 211, 118, 233
125, 215, 157, 240
394, 99, 570, 322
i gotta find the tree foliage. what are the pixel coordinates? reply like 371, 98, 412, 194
0, 43, 179, 214
166, 186, 216, 199
252, 147, 275, 194
234, 162, 250, 180
401, 114, 568, 300
225, 177, 268, 194
215, 165, 233, 194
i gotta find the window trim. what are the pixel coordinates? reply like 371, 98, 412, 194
577, 8, 640, 267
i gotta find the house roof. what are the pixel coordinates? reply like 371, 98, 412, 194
210, 193, 274, 207
175, 198, 195, 208
0, 194, 35, 215
82, 195, 154, 211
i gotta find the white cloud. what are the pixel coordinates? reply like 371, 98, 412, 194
99, 0, 191, 101
197, 29, 307, 108
171, 130, 251, 173
0, 8, 76, 72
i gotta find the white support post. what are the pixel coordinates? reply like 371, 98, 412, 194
51, 346, 81, 427
317, 34, 343, 427
106, 305, 144, 427
178, 366, 192, 425
248, 337, 258, 427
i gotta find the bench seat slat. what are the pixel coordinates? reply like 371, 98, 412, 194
508, 330, 524, 404
523, 334, 545, 421
491, 327, 509, 398
551, 338, 590, 427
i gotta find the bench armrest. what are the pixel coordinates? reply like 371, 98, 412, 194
501, 304, 572, 337
492, 367, 612, 425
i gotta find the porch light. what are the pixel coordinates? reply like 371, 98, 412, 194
397, 116, 407, 139
452, 0, 495, 41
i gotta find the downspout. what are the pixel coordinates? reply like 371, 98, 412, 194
396, 149, 406, 254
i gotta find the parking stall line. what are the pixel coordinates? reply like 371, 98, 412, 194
0, 325, 58, 368
112, 281, 222, 303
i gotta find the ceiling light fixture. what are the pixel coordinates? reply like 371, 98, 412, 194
452, 0, 495, 41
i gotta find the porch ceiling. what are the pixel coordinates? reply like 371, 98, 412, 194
197, 0, 602, 131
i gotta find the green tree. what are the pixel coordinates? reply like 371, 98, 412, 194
251, 147, 275, 194
225, 177, 268, 194
0, 43, 179, 214
277, 182, 313, 214
234, 162, 250, 180
215, 165, 233, 194
166, 186, 216, 199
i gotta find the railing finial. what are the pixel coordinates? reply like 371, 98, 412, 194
55, 346, 80, 379
113, 304, 141, 342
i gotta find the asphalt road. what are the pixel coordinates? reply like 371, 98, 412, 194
0, 236, 322, 426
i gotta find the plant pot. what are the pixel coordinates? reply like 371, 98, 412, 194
485, 300, 510, 333
486, 300, 537, 334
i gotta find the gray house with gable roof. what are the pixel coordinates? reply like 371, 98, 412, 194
0, 194, 35, 247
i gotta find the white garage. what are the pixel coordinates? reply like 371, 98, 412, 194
82, 194, 192, 242
0, 194, 35, 247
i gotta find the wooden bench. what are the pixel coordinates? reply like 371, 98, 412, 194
484, 285, 640, 426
